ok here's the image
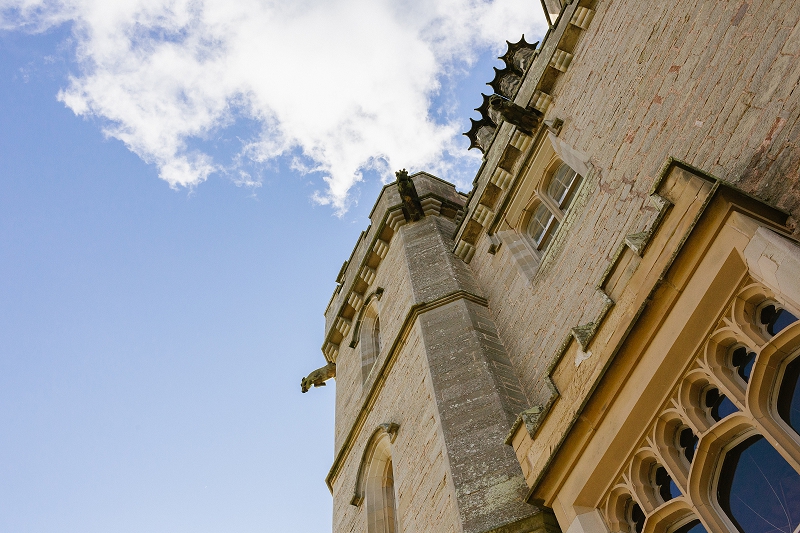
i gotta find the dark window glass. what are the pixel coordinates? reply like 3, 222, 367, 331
731, 346, 757, 382
629, 501, 645, 533
679, 427, 699, 463
778, 356, 800, 436
705, 387, 738, 422
760, 305, 798, 337
654, 466, 679, 502
673, 519, 708, 533
717, 435, 800, 533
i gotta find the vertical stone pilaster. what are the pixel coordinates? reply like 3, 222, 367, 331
399, 215, 545, 533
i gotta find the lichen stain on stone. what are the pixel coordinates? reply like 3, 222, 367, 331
485, 474, 528, 507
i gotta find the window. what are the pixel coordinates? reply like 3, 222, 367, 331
524, 162, 581, 251
730, 346, 757, 383
600, 283, 800, 533
364, 434, 399, 533
703, 387, 738, 422
652, 465, 679, 503
717, 434, 800, 533
759, 303, 798, 337
626, 499, 645, 533
381, 460, 398, 533
360, 303, 382, 384
676, 426, 699, 464
526, 203, 558, 249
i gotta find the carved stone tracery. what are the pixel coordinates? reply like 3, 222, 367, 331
600, 279, 800, 533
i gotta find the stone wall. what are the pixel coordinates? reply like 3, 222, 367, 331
467, 0, 800, 411
332, 320, 462, 533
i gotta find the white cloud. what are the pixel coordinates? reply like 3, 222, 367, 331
1, 0, 546, 212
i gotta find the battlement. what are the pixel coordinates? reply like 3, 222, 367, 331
321, 172, 466, 363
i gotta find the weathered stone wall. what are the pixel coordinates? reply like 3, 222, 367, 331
467, 0, 800, 410
332, 227, 416, 453
330, 200, 540, 532
332, 321, 462, 533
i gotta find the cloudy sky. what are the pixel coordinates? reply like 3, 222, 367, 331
0, 0, 545, 531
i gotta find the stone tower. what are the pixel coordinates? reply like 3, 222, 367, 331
316, 172, 555, 533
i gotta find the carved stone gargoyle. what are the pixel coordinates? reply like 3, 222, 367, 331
488, 95, 542, 135
301, 362, 336, 393
395, 169, 425, 222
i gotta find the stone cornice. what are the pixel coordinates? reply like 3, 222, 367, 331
453, 0, 597, 263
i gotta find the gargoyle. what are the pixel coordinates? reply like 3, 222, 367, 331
488, 95, 542, 135
301, 362, 336, 393
395, 169, 425, 222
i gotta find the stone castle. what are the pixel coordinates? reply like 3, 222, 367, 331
304, 1, 800, 532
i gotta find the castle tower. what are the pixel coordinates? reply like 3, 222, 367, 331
316, 171, 557, 533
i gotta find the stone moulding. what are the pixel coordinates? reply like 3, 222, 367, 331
325, 289, 489, 493
350, 422, 400, 507
597, 193, 672, 291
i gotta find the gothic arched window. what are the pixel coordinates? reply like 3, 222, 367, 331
365, 434, 399, 533
360, 303, 382, 384
717, 434, 800, 533
758, 303, 798, 337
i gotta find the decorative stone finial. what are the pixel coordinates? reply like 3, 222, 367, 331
464, 94, 500, 153
487, 67, 522, 100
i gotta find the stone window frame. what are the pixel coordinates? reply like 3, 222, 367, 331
350, 423, 401, 533
520, 159, 582, 254
599, 280, 800, 533
359, 299, 383, 386
497, 132, 592, 281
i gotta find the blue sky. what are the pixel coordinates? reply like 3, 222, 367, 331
0, 2, 545, 531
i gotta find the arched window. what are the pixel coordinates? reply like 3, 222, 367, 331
717, 434, 800, 533
547, 163, 580, 210
758, 303, 798, 337
729, 346, 757, 383
703, 387, 737, 423
364, 434, 399, 533
381, 460, 398, 533
626, 498, 646, 533
652, 465, 680, 503
360, 303, 382, 384
526, 202, 558, 250
524, 162, 582, 251
676, 426, 699, 464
